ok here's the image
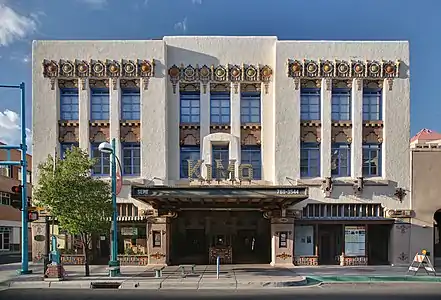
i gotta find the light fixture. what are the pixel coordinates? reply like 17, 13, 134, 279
98, 142, 113, 154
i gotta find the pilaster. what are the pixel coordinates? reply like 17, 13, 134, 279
147, 217, 171, 265
270, 217, 294, 266
230, 82, 241, 138
390, 222, 411, 266
109, 78, 121, 159
200, 82, 210, 143
78, 78, 90, 152
351, 79, 363, 177
31, 217, 49, 263
320, 79, 332, 178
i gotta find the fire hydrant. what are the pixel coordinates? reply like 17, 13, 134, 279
340, 252, 346, 266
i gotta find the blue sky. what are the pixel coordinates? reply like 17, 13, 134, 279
0, 0, 440, 149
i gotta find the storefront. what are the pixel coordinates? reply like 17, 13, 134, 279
131, 185, 309, 266
294, 203, 393, 266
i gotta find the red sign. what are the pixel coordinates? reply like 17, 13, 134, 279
116, 169, 122, 195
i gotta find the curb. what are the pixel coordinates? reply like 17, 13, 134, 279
6, 276, 309, 290
307, 276, 441, 283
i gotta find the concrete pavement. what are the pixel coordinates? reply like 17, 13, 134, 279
1, 263, 440, 290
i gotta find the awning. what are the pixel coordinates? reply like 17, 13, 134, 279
131, 185, 309, 210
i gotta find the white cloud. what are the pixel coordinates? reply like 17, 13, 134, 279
10, 53, 30, 64
174, 17, 188, 33
0, 109, 32, 152
79, 0, 108, 9
0, 4, 37, 46
192, 0, 202, 4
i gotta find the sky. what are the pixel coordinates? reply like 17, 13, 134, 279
0, 0, 440, 152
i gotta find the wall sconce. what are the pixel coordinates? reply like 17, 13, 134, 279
322, 177, 333, 197
353, 177, 364, 195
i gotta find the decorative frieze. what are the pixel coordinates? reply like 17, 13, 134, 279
288, 59, 400, 90
168, 64, 273, 94
42, 59, 155, 90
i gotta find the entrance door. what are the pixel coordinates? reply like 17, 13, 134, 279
234, 229, 257, 263
185, 229, 206, 257
318, 225, 341, 265
367, 224, 390, 265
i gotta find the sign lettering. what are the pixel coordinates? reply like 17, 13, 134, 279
187, 159, 254, 182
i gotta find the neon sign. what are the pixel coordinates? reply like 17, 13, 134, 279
187, 159, 254, 182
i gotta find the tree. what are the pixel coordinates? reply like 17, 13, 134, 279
33, 146, 113, 276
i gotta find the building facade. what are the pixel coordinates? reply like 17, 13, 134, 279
0, 142, 32, 262
410, 129, 441, 267
32, 37, 410, 266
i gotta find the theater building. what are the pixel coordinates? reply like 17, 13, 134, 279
31, 37, 411, 266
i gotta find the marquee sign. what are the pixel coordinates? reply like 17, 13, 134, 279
186, 159, 254, 182
132, 186, 309, 199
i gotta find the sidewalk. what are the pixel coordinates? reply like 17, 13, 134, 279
1, 264, 440, 290
3, 264, 307, 290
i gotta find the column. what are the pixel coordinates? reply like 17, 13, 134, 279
320, 79, 332, 178
109, 78, 121, 159
200, 82, 210, 141
147, 217, 171, 265
78, 78, 90, 152
270, 217, 294, 266
230, 83, 241, 138
261, 81, 277, 181
351, 79, 363, 178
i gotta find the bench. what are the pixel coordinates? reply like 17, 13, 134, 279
154, 266, 166, 278
179, 264, 196, 277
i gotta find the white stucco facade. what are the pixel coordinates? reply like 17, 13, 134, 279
32, 37, 411, 266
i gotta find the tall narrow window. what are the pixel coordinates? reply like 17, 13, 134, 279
180, 146, 200, 179
210, 92, 230, 124
331, 143, 351, 177
90, 89, 109, 121
300, 142, 320, 178
332, 88, 351, 121
300, 88, 320, 120
0, 166, 11, 178
91, 143, 110, 176
122, 143, 140, 176
363, 88, 382, 121
212, 145, 229, 179
60, 88, 79, 121
241, 146, 261, 180
241, 91, 260, 124
121, 88, 140, 120
362, 144, 381, 177
60, 142, 79, 158
180, 91, 200, 124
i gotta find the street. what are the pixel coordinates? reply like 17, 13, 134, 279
1, 283, 441, 300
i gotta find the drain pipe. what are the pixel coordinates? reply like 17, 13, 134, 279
216, 256, 220, 279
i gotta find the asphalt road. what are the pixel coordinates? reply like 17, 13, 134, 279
1, 283, 441, 300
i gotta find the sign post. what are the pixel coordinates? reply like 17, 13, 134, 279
407, 250, 436, 276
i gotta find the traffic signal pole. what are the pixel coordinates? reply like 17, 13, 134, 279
0, 82, 31, 275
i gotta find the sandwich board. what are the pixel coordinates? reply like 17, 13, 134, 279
407, 250, 436, 276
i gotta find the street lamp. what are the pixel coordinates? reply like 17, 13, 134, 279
99, 138, 121, 277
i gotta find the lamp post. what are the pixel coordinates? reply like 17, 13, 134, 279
98, 138, 121, 277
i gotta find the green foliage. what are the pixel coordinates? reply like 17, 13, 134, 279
33, 146, 113, 239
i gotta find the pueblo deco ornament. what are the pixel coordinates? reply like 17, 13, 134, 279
42, 59, 155, 90
287, 59, 400, 91
168, 64, 273, 94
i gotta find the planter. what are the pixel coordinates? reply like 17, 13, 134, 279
118, 255, 149, 265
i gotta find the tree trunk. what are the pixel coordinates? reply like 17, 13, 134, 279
81, 234, 90, 277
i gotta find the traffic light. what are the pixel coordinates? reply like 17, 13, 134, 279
10, 185, 23, 210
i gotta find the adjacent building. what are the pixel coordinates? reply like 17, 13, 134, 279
0, 142, 32, 262
32, 37, 410, 266
410, 129, 441, 267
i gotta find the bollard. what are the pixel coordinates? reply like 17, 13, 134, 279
216, 256, 220, 279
